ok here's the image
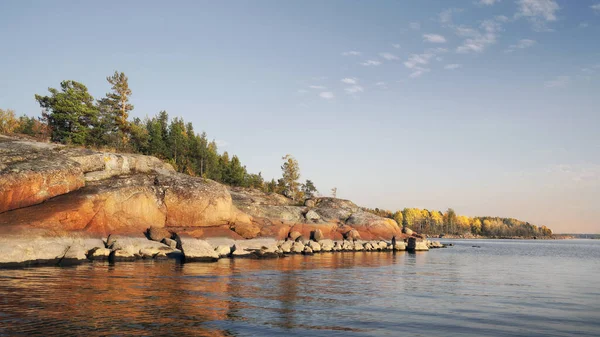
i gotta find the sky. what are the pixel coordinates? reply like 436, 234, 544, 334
1, 0, 599, 233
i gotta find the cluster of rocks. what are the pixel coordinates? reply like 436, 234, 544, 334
0, 227, 447, 268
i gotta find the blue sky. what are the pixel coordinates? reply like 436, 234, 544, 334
1, 0, 599, 233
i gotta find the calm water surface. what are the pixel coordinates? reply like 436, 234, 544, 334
1, 239, 599, 336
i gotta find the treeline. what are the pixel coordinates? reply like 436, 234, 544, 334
365, 207, 553, 238
1, 72, 321, 196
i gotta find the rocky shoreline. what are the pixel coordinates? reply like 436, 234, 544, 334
0, 227, 446, 268
0, 135, 446, 268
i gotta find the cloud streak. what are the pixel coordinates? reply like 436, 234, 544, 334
319, 91, 334, 99
505, 38, 536, 53
515, 0, 560, 31
444, 64, 462, 70
379, 52, 399, 60
456, 19, 502, 53
361, 60, 382, 66
423, 34, 447, 43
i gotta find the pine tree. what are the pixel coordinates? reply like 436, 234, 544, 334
103, 71, 133, 147
281, 154, 301, 200
35, 80, 98, 145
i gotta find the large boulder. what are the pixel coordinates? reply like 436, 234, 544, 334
231, 222, 261, 239
291, 241, 305, 253
344, 229, 361, 241
311, 229, 324, 242
319, 239, 334, 252
0, 236, 102, 267
146, 226, 171, 242
407, 237, 429, 251
179, 238, 219, 262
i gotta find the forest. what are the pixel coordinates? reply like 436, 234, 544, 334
0, 71, 553, 238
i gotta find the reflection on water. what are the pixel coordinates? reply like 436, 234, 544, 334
1, 242, 599, 336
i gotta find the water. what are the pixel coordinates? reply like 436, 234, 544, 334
1, 240, 599, 336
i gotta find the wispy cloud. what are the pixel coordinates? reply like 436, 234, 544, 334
409, 68, 430, 78
379, 52, 399, 60
344, 85, 364, 94
341, 77, 358, 85
404, 53, 435, 69
444, 64, 462, 70
505, 38, 536, 53
439, 8, 463, 25
592, 4, 600, 14
375, 81, 388, 89
308, 85, 327, 89
404, 53, 436, 78
409, 22, 421, 30
544, 76, 570, 88
579, 22, 589, 28
392, 43, 401, 49
297, 89, 308, 94
515, 0, 560, 32
495, 15, 510, 23
476, 0, 501, 5
423, 34, 447, 43
456, 19, 502, 53
341, 51, 361, 56
319, 91, 334, 99
548, 164, 600, 184
361, 60, 382, 66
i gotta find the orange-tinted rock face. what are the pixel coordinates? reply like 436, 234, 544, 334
0, 150, 85, 213
0, 177, 167, 237
0, 136, 405, 241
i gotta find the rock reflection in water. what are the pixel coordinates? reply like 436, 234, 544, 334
0, 252, 404, 336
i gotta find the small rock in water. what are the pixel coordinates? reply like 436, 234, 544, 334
215, 245, 232, 257
292, 241, 305, 253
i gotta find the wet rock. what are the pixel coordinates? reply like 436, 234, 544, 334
215, 245, 232, 257
394, 242, 407, 251
364, 242, 374, 251
161, 238, 178, 250
332, 241, 342, 251
110, 249, 137, 262
291, 241, 305, 254
307, 240, 321, 252
180, 238, 219, 262
407, 237, 429, 251
341, 240, 353, 251
87, 247, 112, 260
353, 241, 364, 251
303, 246, 314, 255
232, 239, 279, 258
377, 241, 388, 250
280, 240, 293, 253
319, 239, 334, 252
